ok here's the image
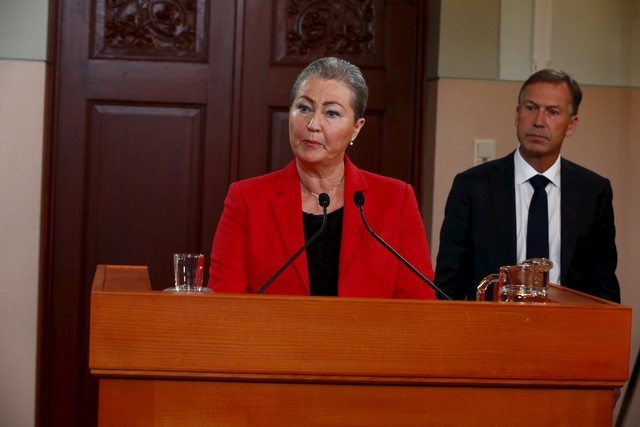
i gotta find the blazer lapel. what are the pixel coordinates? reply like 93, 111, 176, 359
339, 158, 368, 280
270, 161, 309, 292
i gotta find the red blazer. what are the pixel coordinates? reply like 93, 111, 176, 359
208, 157, 436, 299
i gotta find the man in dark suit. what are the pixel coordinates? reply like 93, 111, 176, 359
434, 69, 620, 303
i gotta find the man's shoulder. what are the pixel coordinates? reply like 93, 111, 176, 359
561, 157, 611, 185
455, 152, 514, 180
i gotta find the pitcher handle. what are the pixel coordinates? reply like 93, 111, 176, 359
476, 274, 499, 301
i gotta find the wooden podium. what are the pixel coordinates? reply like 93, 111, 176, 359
89, 265, 631, 426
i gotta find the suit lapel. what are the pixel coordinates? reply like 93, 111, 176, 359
490, 153, 518, 264
560, 159, 580, 282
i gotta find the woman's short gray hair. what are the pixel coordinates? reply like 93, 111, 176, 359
289, 57, 369, 120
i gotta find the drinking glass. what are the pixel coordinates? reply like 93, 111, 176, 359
173, 253, 204, 292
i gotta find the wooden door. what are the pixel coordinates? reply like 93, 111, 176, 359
39, 1, 429, 426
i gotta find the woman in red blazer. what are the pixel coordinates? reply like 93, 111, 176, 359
207, 57, 435, 299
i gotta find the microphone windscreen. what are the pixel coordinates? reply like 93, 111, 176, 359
353, 191, 365, 207
318, 193, 330, 208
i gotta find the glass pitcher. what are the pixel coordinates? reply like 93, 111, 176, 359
476, 258, 553, 302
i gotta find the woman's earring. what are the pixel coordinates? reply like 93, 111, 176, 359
349, 140, 354, 146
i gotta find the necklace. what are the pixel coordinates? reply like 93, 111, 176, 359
300, 175, 344, 200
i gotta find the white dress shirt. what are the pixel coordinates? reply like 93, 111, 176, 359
514, 149, 561, 284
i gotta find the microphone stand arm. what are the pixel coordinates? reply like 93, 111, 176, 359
256, 202, 328, 294
357, 206, 451, 300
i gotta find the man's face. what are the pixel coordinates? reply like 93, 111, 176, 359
515, 81, 578, 170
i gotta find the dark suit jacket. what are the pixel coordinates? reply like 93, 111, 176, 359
435, 151, 620, 302
208, 157, 436, 299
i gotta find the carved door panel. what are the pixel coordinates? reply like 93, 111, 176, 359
40, 1, 427, 426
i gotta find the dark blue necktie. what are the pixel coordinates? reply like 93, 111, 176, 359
527, 175, 550, 259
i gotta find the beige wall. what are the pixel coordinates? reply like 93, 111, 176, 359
1, 2, 47, 426
0, 0, 48, 60
0, 59, 44, 427
615, 84, 640, 424
436, 0, 639, 87
427, 78, 640, 426
437, 0, 501, 79
551, 0, 639, 87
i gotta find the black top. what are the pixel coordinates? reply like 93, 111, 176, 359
303, 207, 343, 296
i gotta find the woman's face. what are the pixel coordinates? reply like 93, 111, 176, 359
289, 77, 365, 167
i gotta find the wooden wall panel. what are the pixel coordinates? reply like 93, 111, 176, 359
88, 104, 204, 289
268, 109, 293, 171
348, 112, 383, 173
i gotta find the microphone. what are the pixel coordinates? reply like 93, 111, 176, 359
353, 191, 451, 300
256, 193, 330, 294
